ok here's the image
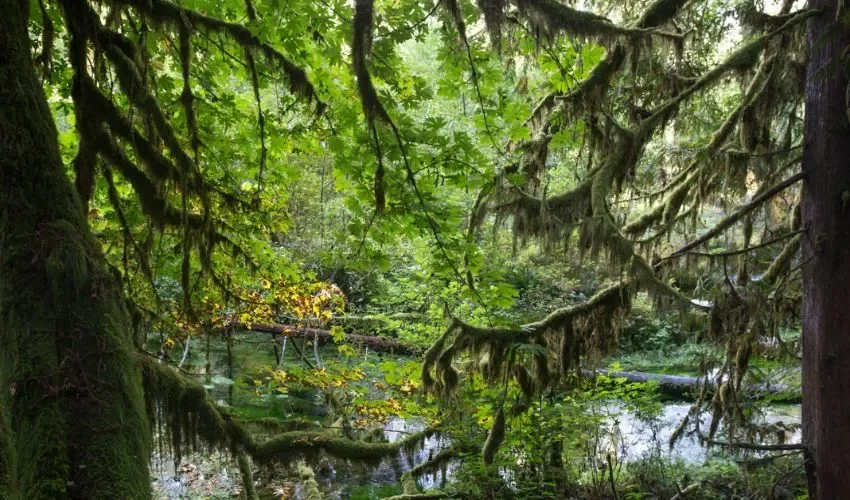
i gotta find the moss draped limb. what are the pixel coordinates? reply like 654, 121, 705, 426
423, 284, 631, 398
669, 171, 804, 257
141, 359, 435, 469
252, 428, 431, 464
763, 234, 802, 283
140, 357, 252, 464
107, 0, 320, 106
496, 7, 812, 251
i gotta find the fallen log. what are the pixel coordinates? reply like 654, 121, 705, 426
585, 369, 800, 402
221, 321, 418, 356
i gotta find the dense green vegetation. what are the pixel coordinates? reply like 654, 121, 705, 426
2, 0, 849, 497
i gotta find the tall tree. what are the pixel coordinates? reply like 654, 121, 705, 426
0, 0, 151, 496
801, 0, 850, 496
0, 0, 420, 497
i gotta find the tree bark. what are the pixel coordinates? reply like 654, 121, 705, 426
801, 1, 850, 497
0, 1, 151, 497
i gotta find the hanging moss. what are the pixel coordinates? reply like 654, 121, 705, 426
763, 234, 801, 283
515, 0, 637, 41
114, 0, 319, 105
353, 0, 391, 126
178, 23, 200, 154
141, 358, 252, 465
401, 470, 419, 495
424, 285, 631, 401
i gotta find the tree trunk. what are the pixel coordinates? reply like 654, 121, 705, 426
0, 1, 151, 497
802, 1, 850, 497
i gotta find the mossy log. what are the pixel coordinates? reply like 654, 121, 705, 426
587, 369, 799, 402
223, 321, 417, 355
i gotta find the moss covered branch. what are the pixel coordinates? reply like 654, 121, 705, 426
669, 171, 804, 257
251, 428, 432, 464
109, 0, 320, 105
644, 8, 815, 125
622, 49, 779, 236
423, 283, 631, 398
141, 358, 436, 469
514, 0, 639, 40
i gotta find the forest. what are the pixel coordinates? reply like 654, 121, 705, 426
1, 0, 849, 498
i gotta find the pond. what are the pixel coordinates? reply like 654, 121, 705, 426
150, 334, 802, 498
151, 396, 801, 499
593, 401, 801, 464
313, 402, 802, 499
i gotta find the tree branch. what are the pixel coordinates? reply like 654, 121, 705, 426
667, 171, 804, 257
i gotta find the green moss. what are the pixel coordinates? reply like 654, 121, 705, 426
1, 3, 154, 496
763, 234, 801, 283
516, 0, 635, 40
237, 454, 258, 500
141, 359, 251, 464
252, 429, 430, 464
401, 471, 419, 494
297, 461, 323, 500
635, 0, 689, 28
482, 409, 505, 465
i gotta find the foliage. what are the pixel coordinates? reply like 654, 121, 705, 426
0, 0, 819, 496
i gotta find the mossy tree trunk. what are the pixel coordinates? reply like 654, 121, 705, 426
0, 0, 151, 497
801, 1, 850, 497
